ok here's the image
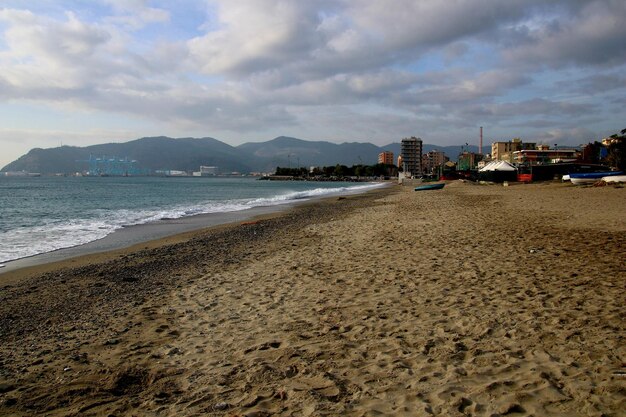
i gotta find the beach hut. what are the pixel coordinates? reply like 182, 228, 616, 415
478, 160, 517, 182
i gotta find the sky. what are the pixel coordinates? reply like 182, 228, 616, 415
1, 0, 625, 167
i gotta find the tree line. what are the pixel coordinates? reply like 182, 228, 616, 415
275, 163, 398, 178
580, 128, 626, 170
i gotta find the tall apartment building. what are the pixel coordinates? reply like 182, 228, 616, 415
378, 151, 394, 165
400, 136, 423, 177
422, 150, 447, 174
491, 138, 537, 162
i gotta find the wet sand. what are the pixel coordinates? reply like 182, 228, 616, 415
0, 202, 297, 277
0, 182, 624, 416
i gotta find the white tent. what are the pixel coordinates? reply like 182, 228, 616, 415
479, 160, 517, 172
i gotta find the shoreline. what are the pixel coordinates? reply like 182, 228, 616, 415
0, 183, 389, 281
0, 204, 292, 281
0, 181, 624, 416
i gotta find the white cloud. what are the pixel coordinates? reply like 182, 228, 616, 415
0, 0, 625, 168
102, 0, 170, 29
188, 0, 325, 75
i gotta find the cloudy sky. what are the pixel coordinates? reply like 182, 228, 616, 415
1, 0, 625, 167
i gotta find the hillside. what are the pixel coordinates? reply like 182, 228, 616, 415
238, 136, 382, 171
2, 137, 254, 175
2, 136, 472, 174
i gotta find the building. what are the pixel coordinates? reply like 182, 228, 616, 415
602, 136, 624, 147
491, 138, 537, 162
422, 150, 447, 175
513, 149, 579, 165
378, 151, 394, 165
400, 136, 423, 177
193, 166, 219, 176
457, 152, 484, 171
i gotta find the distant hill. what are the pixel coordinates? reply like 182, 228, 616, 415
2, 136, 477, 174
238, 136, 382, 171
3, 136, 254, 175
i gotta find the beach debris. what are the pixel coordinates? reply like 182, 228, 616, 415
213, 401, 229, 410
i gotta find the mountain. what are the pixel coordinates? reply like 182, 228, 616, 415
2, 136, 477, 174
238, 136, 382, 171
2, 136, 254, 174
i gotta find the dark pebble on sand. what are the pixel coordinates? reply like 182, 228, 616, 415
3, 398, 17, 406
0, 383, 16, 394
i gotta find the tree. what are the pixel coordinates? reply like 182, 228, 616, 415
333, 164, 347, 176
579, 141, 603, 164
606, 130, 626, 170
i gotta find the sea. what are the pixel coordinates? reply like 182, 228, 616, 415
0, 176, 384, 265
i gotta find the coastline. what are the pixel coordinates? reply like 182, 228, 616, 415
0, 181, 624, 416
0, 204, 292, 281
0, 183, 389, 281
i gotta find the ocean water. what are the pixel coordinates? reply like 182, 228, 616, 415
0, 176, 383, 264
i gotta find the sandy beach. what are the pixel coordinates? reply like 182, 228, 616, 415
0, 181, 624, 416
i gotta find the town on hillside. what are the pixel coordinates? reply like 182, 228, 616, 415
269, 129, 625, 184
3, 130, 624, 183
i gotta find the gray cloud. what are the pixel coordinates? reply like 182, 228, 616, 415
562, 73, 626, 95
0, 0, 624, 161
488, 98, 594, 117
501, 1, 626, 69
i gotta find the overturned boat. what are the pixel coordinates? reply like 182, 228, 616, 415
569, 171, 623, 185
414, 183, 445, 191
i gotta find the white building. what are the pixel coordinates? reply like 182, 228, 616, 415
193, 166, 219, 176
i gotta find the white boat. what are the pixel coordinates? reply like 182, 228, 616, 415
601, 175, 626, 183
569, 171, 623, 185
570, 177, 595, 185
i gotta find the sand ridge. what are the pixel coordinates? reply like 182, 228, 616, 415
0, 182, 624, 416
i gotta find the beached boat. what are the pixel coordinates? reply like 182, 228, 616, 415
414, 183, 445, 191
601, 174, 626, 183
569, 171, 623, 185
